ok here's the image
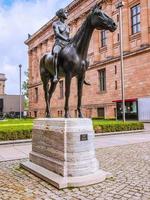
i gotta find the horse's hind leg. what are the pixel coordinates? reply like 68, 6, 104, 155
42, 76, 50, 117
48, 80, 58, 113
64, 73, 72, 118
77, 74, 85, 118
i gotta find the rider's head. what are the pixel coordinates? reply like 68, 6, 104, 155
56, 8, 68, 19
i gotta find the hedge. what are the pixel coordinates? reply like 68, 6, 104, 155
0, 125, 32, 141
93, 120, 144, 133
0, 119, 144, 141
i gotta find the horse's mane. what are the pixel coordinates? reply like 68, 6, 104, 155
69, 14, 91, 45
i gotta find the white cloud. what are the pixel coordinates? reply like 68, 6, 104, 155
0, 0, 72, 94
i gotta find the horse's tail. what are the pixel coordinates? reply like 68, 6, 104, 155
39, 53, 54, 82
39, 54, 48, 78
40, 54, 46, 71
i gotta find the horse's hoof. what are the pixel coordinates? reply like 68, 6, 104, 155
64, 113, 71, 118
78, 113, 84, 118
64, 115, 69, 118
46, 114, 51, 118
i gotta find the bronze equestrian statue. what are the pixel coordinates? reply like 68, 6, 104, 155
52, 9, 70, 83
52, 8, 91, 84
40, 3, 117, 118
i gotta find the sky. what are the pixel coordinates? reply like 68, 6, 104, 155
0, 0, 72, 94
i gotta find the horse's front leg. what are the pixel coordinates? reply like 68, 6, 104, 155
77, 74, 85, 118
64, 73, 72, 118
48, 80, 58, 116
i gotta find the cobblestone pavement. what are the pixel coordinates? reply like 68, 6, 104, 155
0, 142, 150, 200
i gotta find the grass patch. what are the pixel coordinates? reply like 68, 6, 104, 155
93, 119, 144, 133
0, 118, 33, 125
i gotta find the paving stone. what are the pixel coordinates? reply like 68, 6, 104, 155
0, 142, 150, 199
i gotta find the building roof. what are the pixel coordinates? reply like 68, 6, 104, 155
0, 73, 7, 81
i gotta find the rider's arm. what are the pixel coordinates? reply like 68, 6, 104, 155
53, 23, 69, 42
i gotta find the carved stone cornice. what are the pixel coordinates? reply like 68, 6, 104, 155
89, 46, 150, 70
25, 0, 104, 46
28, 81, 42, 89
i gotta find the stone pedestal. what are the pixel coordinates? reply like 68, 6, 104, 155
21, 118, 111, 189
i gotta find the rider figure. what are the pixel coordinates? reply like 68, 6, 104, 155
52, 8, 70, 83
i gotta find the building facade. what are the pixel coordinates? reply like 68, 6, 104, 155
26, 0, 150, 119
0, 73, 24, 116
0, 95, 24, 116
0, 73, 6, 95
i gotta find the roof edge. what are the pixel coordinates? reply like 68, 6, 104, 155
25, 0, 102, 45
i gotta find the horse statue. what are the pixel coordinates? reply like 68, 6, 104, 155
40, 3, 117, 118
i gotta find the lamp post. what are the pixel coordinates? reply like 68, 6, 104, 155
116, 1, 125, 122
19, 64, 22, 119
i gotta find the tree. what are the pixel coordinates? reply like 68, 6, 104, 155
22, 71, 29, 110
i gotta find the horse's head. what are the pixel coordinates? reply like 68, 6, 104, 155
90, 3, 117, 32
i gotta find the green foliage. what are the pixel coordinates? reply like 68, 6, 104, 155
0, 119, 144, 141
22, 71, 29, 98
92, 117, 115, 120
93, 119, 144, 133
0, 119, 33, 141
0, 129, 32, 141
22, 71, 29, 110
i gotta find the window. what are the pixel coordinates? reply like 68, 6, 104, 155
60, 110, 63, 117
117, 33, 120, 42
0, 99, 3, 113
116, 100, 138, 120
131, 4, 140, 34
115, 81, 118, 90
88, 108, 92, 118
34, 111, 37, 118
75, 110, 77, 117
97, 108, 105, 118
115, 65, 117, 74
35, 87, 38, 102
59, 80, 64, 98
98, 69, 106, 92
101, 30, 107, 47
58, 110, 63, 117
117, 14, 119, 22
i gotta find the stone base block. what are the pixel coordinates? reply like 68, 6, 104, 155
20, 118, 112, 189
21, 161, 112, 189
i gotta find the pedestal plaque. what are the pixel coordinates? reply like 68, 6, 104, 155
21, 118, 111, 189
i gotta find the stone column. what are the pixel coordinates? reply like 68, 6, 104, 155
42, 40, 47, 53
28, 50, 33, 85
122, 5, 130, 53
107, 4, 113, 58
141, 0, 149, 46
148, 0, 150, 33
107, 31, 113, 58
47, 38, 52, 52
93, 30, 100, 62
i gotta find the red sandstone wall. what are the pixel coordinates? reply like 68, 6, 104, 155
26, 0, 150, 118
